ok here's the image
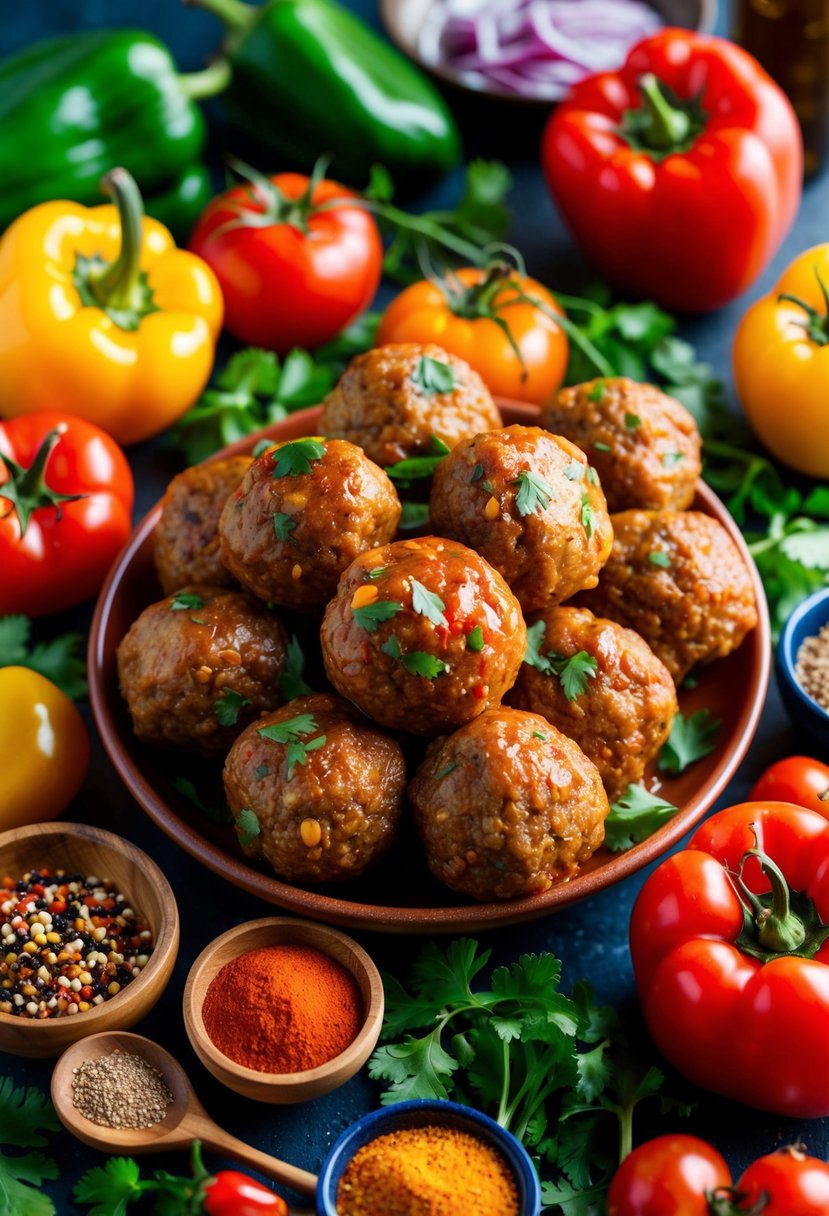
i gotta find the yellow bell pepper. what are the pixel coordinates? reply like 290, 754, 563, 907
733, 244, 829, 479
0, 667, 89, 829
0, 168, 223, 445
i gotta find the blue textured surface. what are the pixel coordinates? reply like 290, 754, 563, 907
2, 2, 828, 1212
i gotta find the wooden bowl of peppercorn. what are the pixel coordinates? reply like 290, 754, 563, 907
0, 822, 179, 1058
183, 916, 384, 1103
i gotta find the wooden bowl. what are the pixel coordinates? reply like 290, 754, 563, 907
0, 823, 179, 1058
89, 402, 770, 934
380, 0, 718, 107
182, 917, 384, 1104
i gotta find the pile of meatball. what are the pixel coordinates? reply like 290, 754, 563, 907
117, 343, 758, 903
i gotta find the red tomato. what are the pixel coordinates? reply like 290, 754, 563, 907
750, 757, 829, 820
202, 1171, 287, 1216
607, 1135, 730, 1216
0, 412, 134, 617
737, 1147, 829, 1214
189, 171, 382, 353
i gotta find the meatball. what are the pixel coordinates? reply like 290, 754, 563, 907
223, 693, 405, 884
410, 707, 609, 901
509, 606, 678, 799
218, 437, 400, 611
154, 456, 252, 595
429, 426, 613, 615
320, 536, 526, 736
117, 587, 288, 755
577, 510, 759, 682
320, 343, 503, 468
541, 378, 701, 512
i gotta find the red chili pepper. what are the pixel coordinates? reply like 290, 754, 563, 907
202, 1171, 288, 1216
541, 29, 802, 312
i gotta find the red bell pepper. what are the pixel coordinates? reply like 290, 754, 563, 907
0, 412, 133, 617
541, 29, 802, 313
630, 802, 829, 1117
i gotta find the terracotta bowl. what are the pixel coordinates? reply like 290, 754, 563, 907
89, 401, 770, 934
0, 823, 179, 1057
380, 0, 718, 108
183, 917, 384, 1104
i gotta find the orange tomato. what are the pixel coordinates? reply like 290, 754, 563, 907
377, 266, 569, 405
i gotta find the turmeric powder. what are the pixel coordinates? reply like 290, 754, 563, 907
336, 1123, 520, 1216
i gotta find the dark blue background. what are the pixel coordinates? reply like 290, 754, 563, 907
2, 2, 828, 1212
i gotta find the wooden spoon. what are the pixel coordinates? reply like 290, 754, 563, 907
51, 1030, 318, 1199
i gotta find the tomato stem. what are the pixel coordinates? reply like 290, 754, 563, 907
0, 428, 85, 537
777, 266, 829, 346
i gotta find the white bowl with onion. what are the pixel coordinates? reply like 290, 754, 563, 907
381, 0, 718, 107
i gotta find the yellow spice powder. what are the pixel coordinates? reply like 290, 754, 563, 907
336, 1124, 520, 1216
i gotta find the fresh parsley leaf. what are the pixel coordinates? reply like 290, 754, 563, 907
278, 635, 312, 701
466, 625, 484, 652
0, 616, 87, 700
410, 579, 448, 628
213, 689, 251, 727
624, 412, 641, 430
512, 469, 554, 516
353, 600, 403, 631
399, 501, 430, 531
648, 551, 671, 568
381, 634, 402, 659
0, 1077, 59, 1216
236, 807, 261, 847
369, 1035, 459, 1102
434, 762, 459, 780
470, 463, 485, 484
271, 438, 326, 478
411, 358, 457, 397
580, 493, 594, 538
524, 620, 553, 675
401, 651, 446, 677
170, 593, 204, 611
257, 713, 326, 778
386, 435, 450, 482
73, 1158, 142, 1216
658, 709, 721, 774
604, 784, 679, 852
549, 651, 598, 701
273, 512, 296, 542
171, 777, 233, 825
587, 381, 606, 403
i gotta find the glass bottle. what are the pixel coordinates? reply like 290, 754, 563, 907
735, 0, 829, 176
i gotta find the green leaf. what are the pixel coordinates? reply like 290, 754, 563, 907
169, 593, 204, 611
576, 1042, 613, 1103
647, 550, 671, 569
367, 567, 386, 579
803, 487, 829, 517
236, 808, 260, 847
278, 635, 312, 701
580, 493, 594, 539
549, 651, 598, 702
353, 600, 403, 632
399, 502, 430, 531
410, 938, 491, 1008
593, 441, 612, 453
385, 436, 450, 483
658, 709, 721, 774
0, 617, 88, 701
257, 713, 326, 778
524, 620, 553, 675
401, 651, 446, 677
410, 579, 448, 628
273, 512, 296, 543
512, 469, 555, 516
0, 1078, 59, 1216
72, 1158, 143, 1216
563, 462, 586, 481
434, 762, 458, 780
604, 784, 678, 852
369, 1033, 459, 1102
662, 451, 685, 468
381, 634, 401, 659
466, 625, 484, 652
411, 357, 457, 398
314, 312, 381, 366
170, 777, 233, 825
213, 689, 251, 727
0, 1079, 58, 1148
587, 381, 606, 403
0, 1153, 58, 1216
271, 438, 326, 479
624, 412, 641, 430
779, 528, 829, 570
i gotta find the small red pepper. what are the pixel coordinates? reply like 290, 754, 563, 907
202, 1171, 288, 1216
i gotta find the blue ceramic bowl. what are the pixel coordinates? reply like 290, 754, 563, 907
777, 587, 829, 749
316, 1098, 542, 1216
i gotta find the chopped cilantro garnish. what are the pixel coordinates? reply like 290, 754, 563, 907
381, 634, 402, 659
549, 651, 598, 701
624, 412, 641, 430
470, 463, 485, 484
411, 355, 457, 397
563, 462, 585, 481
278, 635, 312, 700
662, 451, 685, 467
594, 441, 612, 453
523, 620, 553, 674
466, 625, 484, 652
170, 592, 204, 611
273, 512, 297, 542
401, 651, 446, 677
257, 713, 327, 778
604, 784, 679, 852
386, 436, 450, 482
399, 501, 430, 531
648, 551, 672, 568
367, 567, 386, 580
532, 730, 547, 741
581, 492, 594, 538
587, 467, 600, 486
353, 600, 403, 631
434, 762, 459, 780
587, 380, 606, 402
658, 709, 721, 774
236, 807, 261, 847
410, 578, 448, 628
171, 776, 233, 824
213, 689, 252, 727
512, 469, 555, 517
271, 438, 326, 478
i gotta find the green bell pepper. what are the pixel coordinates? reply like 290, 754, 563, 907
145, 164, 216, 243
0, 29, 228, 232
191, 0, 461, 184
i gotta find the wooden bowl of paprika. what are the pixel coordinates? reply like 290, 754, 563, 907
182, 916, 384, 1104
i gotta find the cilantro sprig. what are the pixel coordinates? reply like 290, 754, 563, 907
271, 438, 325, 478
512, 469, 555, 517
352, 600, 403, 631
278, 635, 313, 701
410, 579, 448, 628
257, 713, 327, 778
604, 784, 679, 852
370, 940, 688, 1212
523, 622, 597, 701
0, 1076, 59, 1216
658, 709, 721, 774
0, 616, 87, 701
411, 357, 457, 397
212, 689, 251, 727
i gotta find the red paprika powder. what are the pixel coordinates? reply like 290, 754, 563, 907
201, 944, 363, 1073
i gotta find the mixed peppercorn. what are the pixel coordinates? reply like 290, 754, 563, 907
0, 870, 153, 1018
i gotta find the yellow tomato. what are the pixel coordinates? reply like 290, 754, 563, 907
377, 265, 569, 405
0, 667, 89, 828
733, 244, 829, 478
